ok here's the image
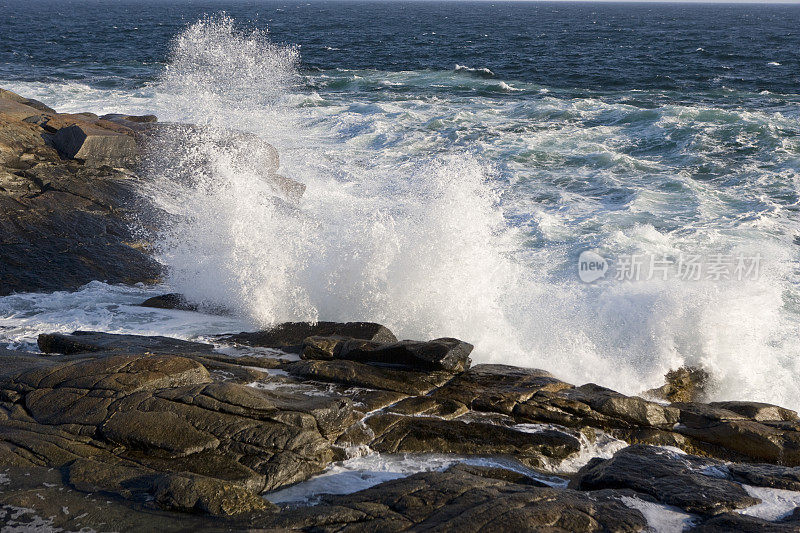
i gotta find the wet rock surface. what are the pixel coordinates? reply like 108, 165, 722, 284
575, 445, 759, 514
266, 464, 649, 532
3, 324, 800, 530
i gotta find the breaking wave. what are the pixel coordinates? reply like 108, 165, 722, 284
137, 16, 800, 409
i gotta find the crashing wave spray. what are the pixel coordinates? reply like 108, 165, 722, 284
143, 16, 800, 410
143, 15, 523, 346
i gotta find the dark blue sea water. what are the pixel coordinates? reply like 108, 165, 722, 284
1, 1, 800, 409
3, 0, 800, 98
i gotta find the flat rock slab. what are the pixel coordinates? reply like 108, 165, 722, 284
303, 336, 473, 373
37, 331, 214, 355
18, 353, 212, 393
219, 321, 397, 353
102, 410, 220, 457
708, 401, 798, 422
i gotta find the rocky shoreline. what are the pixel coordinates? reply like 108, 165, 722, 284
2, 89, 800, 531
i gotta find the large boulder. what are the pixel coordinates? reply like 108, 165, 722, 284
285, 358, 453, 395
431, 364, 572, 414
51, 122, 138, 167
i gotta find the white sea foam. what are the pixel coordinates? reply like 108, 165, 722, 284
513, 424, 628, 472
0, 282, 251, 352
620, 496, 697, 533
740, 485, 800, 521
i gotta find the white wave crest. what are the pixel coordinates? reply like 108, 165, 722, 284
455, 64, 495, 78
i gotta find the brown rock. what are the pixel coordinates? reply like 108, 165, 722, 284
646, 366, 709, 403
51, 122, 138, 167
101, 410, 220, 457
153, 473, 272, 516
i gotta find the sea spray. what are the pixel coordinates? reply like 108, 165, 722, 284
142, 15, 523, 345
137, 15, 800, 410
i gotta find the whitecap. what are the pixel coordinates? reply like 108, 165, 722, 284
497, 81, 522, 92
454, 64, 495, 78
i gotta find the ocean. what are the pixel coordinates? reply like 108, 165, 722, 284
1, 0, 800, 409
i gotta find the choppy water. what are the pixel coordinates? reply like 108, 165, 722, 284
1, 1, 800, 409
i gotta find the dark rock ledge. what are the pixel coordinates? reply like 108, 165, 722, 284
0, 88, 304, 296
0, 322, 799, 531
